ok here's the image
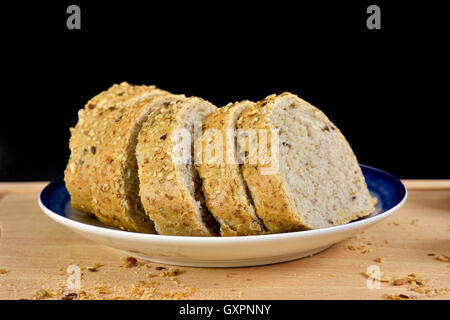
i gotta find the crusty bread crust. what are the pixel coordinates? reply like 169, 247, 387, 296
236, 92, 375, 233
137, 97, 218, 236
89, 94, 184, 233
65, 82, 170, 232
236, 94, 307, 233
195, 101, 266, 236
64, 82, 164, 216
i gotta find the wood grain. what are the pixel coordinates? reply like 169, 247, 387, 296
0, 181, 449, 300
403, 180, 450, 190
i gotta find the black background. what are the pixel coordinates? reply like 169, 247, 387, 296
1, 1, 449, 181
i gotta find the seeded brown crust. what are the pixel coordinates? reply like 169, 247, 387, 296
137, 97, 218, 236
236, 92, 375, 233
236, 94, 305, 233
65, 82, 165, 215
195, 101, 266, 236
89, 94, 185, 233
65, 82, 172, 232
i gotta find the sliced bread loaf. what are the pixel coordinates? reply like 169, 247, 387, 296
236, 92, 375, 232
195, 101, 266, 236
64, 82, 166, 217
137, 97, 218, 236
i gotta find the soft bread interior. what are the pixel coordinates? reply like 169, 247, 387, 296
270, 94, 374, 228
174, 98, 220, 233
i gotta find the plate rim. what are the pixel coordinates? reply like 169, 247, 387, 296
38, 164, 407, 244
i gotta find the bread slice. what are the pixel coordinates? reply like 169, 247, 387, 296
65, 82, 166, 217
89, 93, 188, 233
236, 92, 375, 232
137, 97, 219, 236
195, 101, 266, 236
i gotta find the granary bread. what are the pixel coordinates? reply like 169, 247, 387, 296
65, 82, 175, 232
236, 92, 375, 233
195, 101, 266, 236
65, 83, 375, 236
137, 97, 219, 236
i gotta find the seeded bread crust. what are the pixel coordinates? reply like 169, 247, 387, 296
236, 92, 375, 233
195, 101, 266, 236
137, 97, 218, 236
237, 96, 305, 233
89, 94, 185, 233
65, 82, 165, 217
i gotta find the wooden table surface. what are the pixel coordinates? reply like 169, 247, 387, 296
0, 180, 449, 300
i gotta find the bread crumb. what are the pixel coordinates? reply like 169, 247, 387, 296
391, 273, 425, 287
33, 289, 50, 300
347, 243, 374, 254
87, 262, 104, 272
392, 278, 409, 286
361, 271, 391, 283
435, 255, 450, 262
410, 286, 450, 297
61, 292, 78, 300
22, 258, 197, 300
87, 263, 103, 272
0, 269, 7, 274
372, 197, 378, 206
383, 293, 417, 300
94, 284, 111, 295
374, 257, 385, 263
160, 268, 181, 277
123, 256, 138, 268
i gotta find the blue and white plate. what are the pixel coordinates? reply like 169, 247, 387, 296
38, 165, 407, 267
